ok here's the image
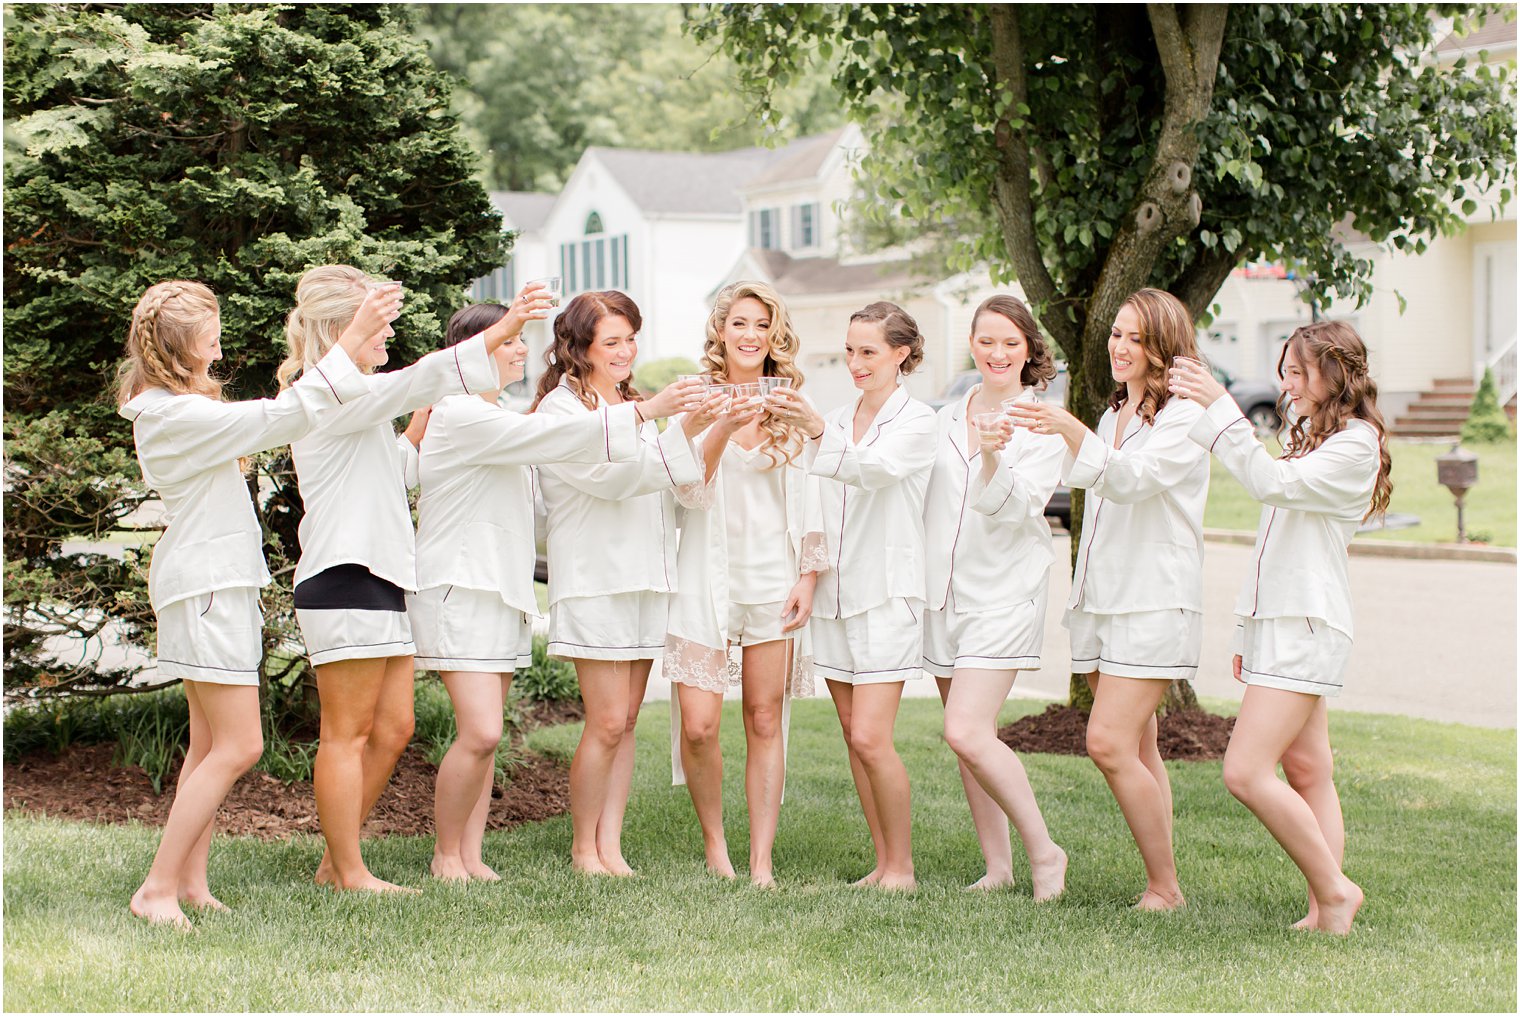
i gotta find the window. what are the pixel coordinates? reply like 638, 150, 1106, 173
748, 208, 780, 250
791, 202, 819, 250
584, 211, 603, 235
469, 262, 515, 304
560, 234, 630, 295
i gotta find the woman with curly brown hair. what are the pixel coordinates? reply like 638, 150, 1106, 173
923, 295, 1068, 900
663, 281, 827, 886
532, 290, 709, 875
1170, 321, 1390, 934
1008, 288, 1208, 911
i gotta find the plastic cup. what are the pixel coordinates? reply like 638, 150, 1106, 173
528, 276, 563, 308
973, 411, 1005, 435
760, 376, 791, 394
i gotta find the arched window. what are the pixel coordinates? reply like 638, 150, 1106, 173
584, 211, 604, 235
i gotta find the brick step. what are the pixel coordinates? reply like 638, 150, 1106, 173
1405, 404, 1474, 419
1411, 391, 1478, 404
1390, 420, 1464, 437
1430, 377, 1477, 390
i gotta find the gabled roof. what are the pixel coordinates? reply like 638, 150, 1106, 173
582, 130, 849, 216
1436, 14, 1517, 53
742, 126, 851, 191
743, 248, 925, 296
488, 191, 556, 232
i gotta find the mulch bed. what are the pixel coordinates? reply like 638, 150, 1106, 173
3, 702, 581, 841
999, 703, 1235, 761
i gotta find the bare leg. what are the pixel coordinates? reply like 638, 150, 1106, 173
131, 682, 262, 928
936, 676, 1014, 890
460, 673, 513, 881
596, 658, 651, 875
1280, 697, 1342, 928
740, 640, 788, 887
943, 670, 1067, 901
1086, 673, 1184, 910
1224, 687, 1362, 935
1140, 712, 1174, 841
568, 659, 630, 875
174, 681, 228, 911
676, 682, 734, 876
313, 655, 418, 893
846, 682, 914, 890
432, 670, 508, 881
826, 679, 886, 884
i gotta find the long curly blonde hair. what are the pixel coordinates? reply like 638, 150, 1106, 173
276, 265, 376, 389
115, 281, 223, 406
1107, 288, 1199, 425
701, 281, 806, 469
1278, 321, 1393, 521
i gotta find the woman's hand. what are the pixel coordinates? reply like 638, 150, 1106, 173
1005, 401, 1088, 455
780, 572, 817, 633
1232, 654, 1244, 684
681, 391, 731, 438
481, 282, 554, 353
1168, 357, 1228, 408
977, 415, 1015, 455
335, 284, 403, 360
640, 377, 707, 421
764, 387, 826, 440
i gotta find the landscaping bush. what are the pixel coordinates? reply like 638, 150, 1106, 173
1462, 368, 1515, 443
512, 635, 581, 704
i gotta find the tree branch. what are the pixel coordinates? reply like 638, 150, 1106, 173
1172, 245, 1243, 321
985, 5, 1073, 350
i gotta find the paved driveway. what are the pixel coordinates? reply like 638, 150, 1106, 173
647, 536, 1518, 729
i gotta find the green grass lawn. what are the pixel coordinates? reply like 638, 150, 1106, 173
1205, 438, 1517, 546
4, 698, 1515, 1011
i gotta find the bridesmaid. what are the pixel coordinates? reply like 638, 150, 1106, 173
532, 291, 708, 875
922, 295, 1068, 899
767, 301, 937, 891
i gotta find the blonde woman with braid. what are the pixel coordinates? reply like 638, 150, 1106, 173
281, 266, 552, 893
1170, 322, 1390, 934
119, 280, 395, 927
1008, 288, 1208, 911
664, 281, 827, 886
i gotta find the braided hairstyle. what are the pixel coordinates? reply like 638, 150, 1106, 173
1107, 288, 1200, 426
115, 281, 223, 405
849, 301, 925, 374
1278, 321, 1394, 520
701, 281, 806, 469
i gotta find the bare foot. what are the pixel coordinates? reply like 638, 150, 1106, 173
430, 856, 470, 882
1293, 893, 1320, 930
130, 889, 192, 931
705, 847, 737, 879
465, 860, 501, 882
875, 871, 917, 892
1030, 845, 1069, 903
332, 872, 421, 895
1314, 879, 1363, 936
1134, 887, 1186, 911
599, 851, 636, 877
314, 855, 336, 887
179, 891, 229, 912
850, 867, 883, 887
751, 872, 777, 889
572, 851, 612, 876
964, 873, 1015, 892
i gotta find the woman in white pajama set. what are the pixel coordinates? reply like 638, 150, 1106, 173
1170, 320, 1390, 935
922, 295, 1068, 900
410, 302, 668, 882
1009, 288, 1207, 911
279, 265, 553, 893
664, 281, 827, 886
119, 280, 394, 928
532, 290, 707, 876
768, 301, 936, 891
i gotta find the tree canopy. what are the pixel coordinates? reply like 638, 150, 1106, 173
3, 3, 506, 698
411, 3, 845, 191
